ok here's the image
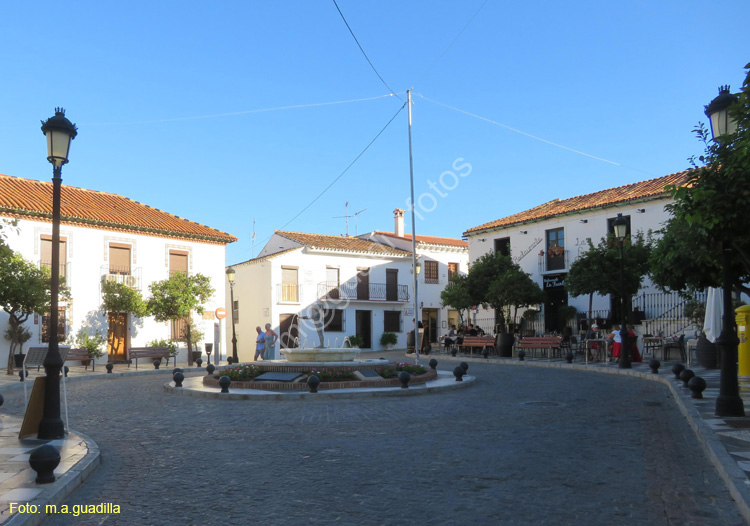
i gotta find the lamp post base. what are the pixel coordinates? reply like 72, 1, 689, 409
716, 395, 745, 418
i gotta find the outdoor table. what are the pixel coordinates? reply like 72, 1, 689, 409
585, 338, 609, 364
642, 337, 665, 359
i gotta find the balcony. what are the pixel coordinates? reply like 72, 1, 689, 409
538, 249, 569, 273
100, 265, 142, 290
317, 280, 409, 302
40, 260, 70, 280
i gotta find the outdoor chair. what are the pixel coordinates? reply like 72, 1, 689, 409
663, 334, 686, 362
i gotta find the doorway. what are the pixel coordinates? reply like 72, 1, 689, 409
422, 308, 438, 346
108, 312, 128, 362
279, 314, 300, 349
355, 310, 372, 349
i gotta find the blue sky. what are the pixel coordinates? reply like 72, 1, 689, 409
1, 1, 748, 265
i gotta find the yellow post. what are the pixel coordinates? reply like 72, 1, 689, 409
736, 305, 750, 376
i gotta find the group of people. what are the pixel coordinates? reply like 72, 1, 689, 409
443, 323, 485, 348
254, 323, 279, 361
584, 323, 642, 362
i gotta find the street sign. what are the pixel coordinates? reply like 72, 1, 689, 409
215, 307, 227, 320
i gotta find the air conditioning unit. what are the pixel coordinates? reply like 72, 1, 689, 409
101, 274, 119, 284
124, 275, 137, 287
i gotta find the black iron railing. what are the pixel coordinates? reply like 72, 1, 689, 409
318, 280, 408, 302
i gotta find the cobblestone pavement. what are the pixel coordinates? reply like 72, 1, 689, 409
0, 358, 744, 526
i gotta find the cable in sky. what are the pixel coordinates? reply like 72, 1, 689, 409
417, 92, 623, 166
332, 0, 403, 101
250, 102, 407, 251
83, 93, 400, 126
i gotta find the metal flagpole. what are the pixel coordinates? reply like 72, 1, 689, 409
407, 89, 419, 364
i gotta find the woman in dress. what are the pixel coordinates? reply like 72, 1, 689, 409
264, 323, 278, 361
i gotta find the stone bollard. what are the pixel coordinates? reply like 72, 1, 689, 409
482, 347, 490, 360
172, 368, 183, 375
196, 358, 203, 368
679, 369, 695, 388
227, 356, 234, 365
428, 358, 438, 370
565, 352, 574, 364
173, 372, 184, 387
206, 364, 216, 375
29, 445, 60, 484
63, 366, 69, 378
106, 363, 114, 374
219, 376, 231, 393
398, 371, 411, 389
671, 363, 685, 380
451, 348, 458, 357
453, 366, 465, 382
518, 350, 526, 361
153, 359, 161, 370
460, 362, 469, 373
307, 375, 320, 393
649, 359, 660, 374
688, 376, 707, 399
19, 370, 28, 382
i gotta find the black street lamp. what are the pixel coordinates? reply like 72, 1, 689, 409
704, 86, 744, 417
613, 213, 631, 369
226, 267, 238, 364
39, 108, 77, 439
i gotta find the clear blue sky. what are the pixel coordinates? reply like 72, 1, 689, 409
1, 1, 748, 266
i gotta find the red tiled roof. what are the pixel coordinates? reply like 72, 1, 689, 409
464, 170, 693, 236
276, 231, 411, 256
0, 174, 237, 244
370, 231, 468, 248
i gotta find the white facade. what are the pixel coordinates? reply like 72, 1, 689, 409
1, 217, 230, 365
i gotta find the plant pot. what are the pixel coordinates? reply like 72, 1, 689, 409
13, 354, 25, 368
384, 344, 394, 351
696, 335, 718, 369
498, 333, 515, 358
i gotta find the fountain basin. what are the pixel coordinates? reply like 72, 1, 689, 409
281, 347, 362, 362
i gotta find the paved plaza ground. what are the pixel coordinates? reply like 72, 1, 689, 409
0, 354, 745, 525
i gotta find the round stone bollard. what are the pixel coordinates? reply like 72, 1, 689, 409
29, 444, 60, 484
428, 358, 438, 370
649, 359, 660, 374
671, 363, 685, 380
460, 362, 469, 373
688, 376, 707, 399
172, 368, 183, 375
398, 371, 411, 389
227, 356, 234, 365
18, 370, 28, 382
206, 364, 216, 375
565, 352, 574, 364
453, 366, 465, 382
106, 363, 114, 374
518, 350, 526, 361
451, 348, 458, 357
63, 366, 69, 378
196, 358, 203, 368
153, 359, 161, 370
307, 375, 320, 393
482, 347, 490, 360
173, 372, 184, 387
219, 376, 231, 393
679, 369, 695, 388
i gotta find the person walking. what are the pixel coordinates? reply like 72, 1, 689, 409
254, 326, 266, 361
264, 323, 279, 361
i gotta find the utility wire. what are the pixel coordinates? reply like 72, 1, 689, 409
332, 0, 403, 101
83, 93, 400, 126
249, 102, 407, 252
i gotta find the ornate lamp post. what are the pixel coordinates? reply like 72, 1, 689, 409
414, 259, 421, 359
704, 86, 744, 417
39, 108, 77, 439
226, 267, 238, 364
613, 213, 631, 369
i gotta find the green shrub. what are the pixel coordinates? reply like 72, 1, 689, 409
380, 332, 398, 346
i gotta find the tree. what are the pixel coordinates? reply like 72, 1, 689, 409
566, 233, 653, 320
440, 274, 473, 325
651, 63, 750, 293
0, 252, 61, 374
100, 281, 148, 362
147, 272, 214, 365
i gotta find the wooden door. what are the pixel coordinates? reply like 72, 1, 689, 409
107, 312, 128, 361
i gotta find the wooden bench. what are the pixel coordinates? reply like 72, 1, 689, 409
460, 336, 496, 355
64, 348, 96, 372
515, 336, 562, 359
128, 347, 175, 369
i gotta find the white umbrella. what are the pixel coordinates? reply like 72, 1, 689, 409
703, 287, 724, 343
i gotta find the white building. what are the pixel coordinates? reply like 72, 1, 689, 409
359, 208, 469, 345
463, 170, 692, 334
0, 173, 236, 365
226, 230, 414, 361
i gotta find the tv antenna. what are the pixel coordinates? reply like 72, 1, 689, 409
353, 208, 367, 236
333, 202, 352, 236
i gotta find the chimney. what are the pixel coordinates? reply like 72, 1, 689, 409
394, 208, 405, 237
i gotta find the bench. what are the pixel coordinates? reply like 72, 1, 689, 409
515, 336, 562, 359
128, 347, 175, 369
64, 348, 96, 372
460, 336, 496, 355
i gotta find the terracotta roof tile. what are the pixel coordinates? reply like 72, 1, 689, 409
0, 174, 237, 244
276, 231, 411, 256
464, 169, 693, 236
370, 231, 468, 248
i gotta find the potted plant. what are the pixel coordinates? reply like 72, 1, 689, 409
76, 329, 106, 365
380, 332, 397, 350
346, 335, 363, 348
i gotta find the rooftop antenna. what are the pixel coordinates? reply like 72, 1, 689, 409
333, 202, 352, 236
354, 208, 367, 236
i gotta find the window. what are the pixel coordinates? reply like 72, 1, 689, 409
424, 261, 438, 284
546, 228, 565, 271
448, 262, 459, 279
494, 237, 510, 257
109, 244, 131, 275
324, 309, 344, 332
171, 318, 187, 340
607, 215, 631, 239
281, 267, 298, 302
41, 307, 66, 343
384, 311, 401, 332
40, 235, 67, 279
326, 267, 340, 299
169, 250, 188, 276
